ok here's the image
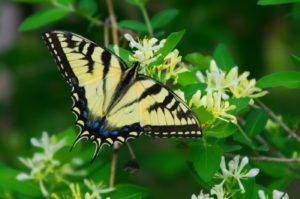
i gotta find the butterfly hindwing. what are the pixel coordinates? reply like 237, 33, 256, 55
106, 75, 202, 138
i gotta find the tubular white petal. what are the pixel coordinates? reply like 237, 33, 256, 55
30, 138, 42, 147
273, 190, 289, 199
258, 190, 266, 199
242, 168, 259, 178
39, 180, 49, 196
238, 156, 249, 173
237, 178, 245, 193
16, 173, 32, 180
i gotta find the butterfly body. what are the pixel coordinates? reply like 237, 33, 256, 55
42, 31, 202, 160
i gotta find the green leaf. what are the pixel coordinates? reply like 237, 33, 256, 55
57, 0, 75, 6
0, 163, 41, 196
185, 52, 212, 71
56, 127, 77, 147
193, 106, 214, 123
141, 150, 186, 177
213, 43, 235, 71
14, 0, 51, 3
149, 30, 185, 67
268, 174, 295, 190
227, 97, 251, 115
234, 178, 256, 199
151, 9, 179, 29
78, 0, 97, 15
192, 144, 222, 182
118, 20, 147, 32
257, 0, 300, 5
187, 162, 215, 189
109, 45, 133, 66
104, 184, 149, 199
19, 8, 69, 31
220, 143, 242, 152
180, 83, 207, 102
205, 121, 238, 138
256, 71, 300, 88
245, 109, 268, 138
253, 162, 289, 177
290, 54, 300, 68
126, 0, 149, 6
177, 68, 200, 86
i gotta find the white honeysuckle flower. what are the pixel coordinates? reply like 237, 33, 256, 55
178, 89, 236, 123
258, 190, 266, 199
225, 155, 259, 193
153, 49, 188, 84
210, 183, 230, 199
215, 156, 231, 185
84, 179, 115, 199
124, 33, 164, 67
273, 190, 289, 199
17, 132, 86, 197
229, 71, 268, 103
196, 61, 239, 100
258, 190, 289, 199
196, 60, 267, 102
191, 190, 214, 199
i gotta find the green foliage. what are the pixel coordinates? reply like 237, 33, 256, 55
180, 83, 207, 102
149, 30, 185, 67
78, 0, 97, 16
103, 184, 150, 199
256, 71, 300, 88
19, 8, 69, 31
290, 54, 300, 68
126, 0, 149, 6
15, 0, 52, 3
193, 106, 214, 123
205, 121, 238, 138
185, 52, 212, 71
192, 144, 222, 182
177, 69, 200, 86
150, 9, 179, 29
227, 98, 251, 115
0, 163, 42, 197
213, 43, 235, 71
257, 0, 300, 5
245, 109, 268, 138
118, 20, 147, 32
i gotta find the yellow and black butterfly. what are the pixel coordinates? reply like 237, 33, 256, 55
42, 31, 202, 160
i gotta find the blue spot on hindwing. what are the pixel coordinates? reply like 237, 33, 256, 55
99, 125, 104, 131
83, 111, 88, 118
111, 131, 119, 136
123, 127, 129, 132
86, 121, 92, 128
93, 122, 99, 129
80, 99, 85, 106
101, 131, 108, 137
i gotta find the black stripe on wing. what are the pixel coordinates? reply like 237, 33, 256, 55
136, 75, 202, 138
42, 32, 79, 85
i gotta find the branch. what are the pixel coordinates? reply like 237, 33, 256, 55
224, 153, 300, 163
106, 0, 119, 46
109, 143, 120, 188
254, 99, 300, 143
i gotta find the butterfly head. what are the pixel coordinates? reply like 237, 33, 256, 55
127, 62, 140, 77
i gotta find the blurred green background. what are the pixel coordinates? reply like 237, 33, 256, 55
0, 0, 300, 198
